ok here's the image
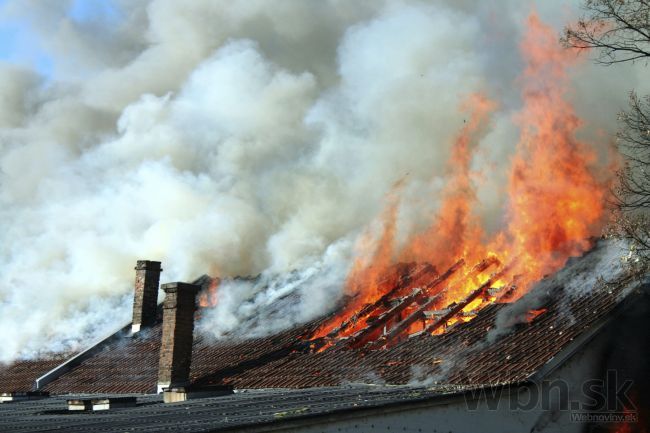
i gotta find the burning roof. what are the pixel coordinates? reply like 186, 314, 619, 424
0, 7, 623, 377
1, 239, 643, 396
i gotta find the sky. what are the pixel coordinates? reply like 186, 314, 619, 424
0, 0, 120, 76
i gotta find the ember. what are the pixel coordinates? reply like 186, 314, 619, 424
306, 13, 611, 352
525, 308, 547, 323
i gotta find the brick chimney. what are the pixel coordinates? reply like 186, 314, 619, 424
131, 260, 162, 333
157, 282, 200, 393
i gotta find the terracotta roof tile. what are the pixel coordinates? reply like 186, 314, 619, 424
4, 241, 644, 394
0, 354, 73, 392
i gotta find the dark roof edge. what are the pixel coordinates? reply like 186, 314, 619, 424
215, 383, 527, 433
33, 321, 132, 391
528, 280, 650, 383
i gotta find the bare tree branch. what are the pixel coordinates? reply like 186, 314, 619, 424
562, 0, 650, 65
565, 0, 650, 258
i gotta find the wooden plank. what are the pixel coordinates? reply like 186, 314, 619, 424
345, 259, 465, 349
370, 257, 501, 349
424, 265, 512, 335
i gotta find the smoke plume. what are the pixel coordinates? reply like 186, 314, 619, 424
1, 0, 648, 362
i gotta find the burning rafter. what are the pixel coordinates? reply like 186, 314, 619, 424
366, 292, 443, 350
344, 259, 465, 349
367, 257, 501, 349
318, 262, 439, 341
305, 257, 519, 352
424, 264, 513, 335
298, 13, 612, 358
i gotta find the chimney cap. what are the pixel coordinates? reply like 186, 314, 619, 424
161, 282, 201, 294
135, 260, 162, 271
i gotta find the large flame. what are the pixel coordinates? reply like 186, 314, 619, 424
310, 13, 611, 348
497, 13, 607, 288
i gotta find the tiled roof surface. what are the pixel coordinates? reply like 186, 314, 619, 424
197, 283, 626, 389
42, 319, 320, 394
0, 355, 73, 393
42, 328, 163, 395
4, 240, 644, 395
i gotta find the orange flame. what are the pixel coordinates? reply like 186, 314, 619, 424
310, 13, 613, 348
398, 93, 495, 271
198, 277, 220, 308
496, 13, 607, 294
526, 308, 547, 323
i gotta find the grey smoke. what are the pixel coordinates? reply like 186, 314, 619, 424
196, 239, 351, 339
0, 0, 648, 363
486, 239, 633, 344
408, 361, 456, 388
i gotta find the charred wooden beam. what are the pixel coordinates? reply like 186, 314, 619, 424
424, 265, 512, 335
366, 293, 443, 350
471, 255, 500, 276
345, 259, 465, 349
318, 262, 440, 341
494, 275, 523, 303
346, 290, 423, 349
369, 257, 500, 349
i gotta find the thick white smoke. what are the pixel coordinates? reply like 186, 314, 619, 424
1, 0, 648, 362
